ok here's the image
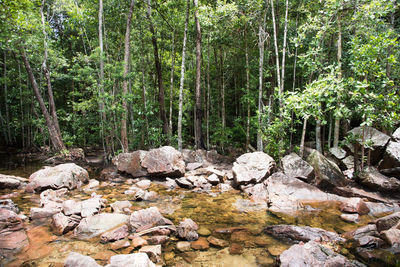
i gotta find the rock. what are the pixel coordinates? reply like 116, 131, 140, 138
381, 228, 400, 247
63, 200, 82, 216
340, 198, 369, 215
65, 252, 102, 267
242, 183, 268, 203
74, 213, 129, 239
340, 213, 360, 223
52, 213, 80, 235
343, 224, 385, 249
131, 236, 148, 248
99, 167, 120, 181
279, 241, 365, 267
198, 227, 211, 236
106, 253, 156, 267
110, 201, 132, 213
113, 151, 148, 177
329, 147, 347, 160
129, 207, 173, 233
84, 179, 100, 189
394, 127, 400, 141
176, 177, 194, 189
342, 156, 356, 170
141, 146, 185, 177
282, 153, 315, 182
0, 174, 27, 189
186, 162, 203, 171
334, 186, 393, 203
176, 241, 191, 252
358, 167, 400, 193
306, 149, 348, 189
206, 174, 220, 185
374, 212, 400, 232
177, 218, 199, 241
110, 240, 131, 250
229, 243, 243, 255
234, 199, 268, 212
27, 163, 89, 192
147, 235, 169, 245
264, 172, 344, 213
365, 202, 400, 216
164, 178, 177, 190
139, 245, 162, 264
30, 207, 60, 220
264, 225, 345, 244
136, 179, 151, 190
100, 224, 129, 243
142, 191, 158, 201
357, 235, 385, 248
0, 208, 29, 258
80, 196, 105, 217
207, 236, 229, 247
380, 141, 400, 169
0, 199, 19, 213
218, 183, 232, 192
232, 152, 276, 186
191, 237, 209, 250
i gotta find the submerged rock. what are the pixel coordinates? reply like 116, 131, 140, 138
74, 213, 129, 239
27, 163, 89, 192
232, 152, 276, 186
129, 207, 173, 233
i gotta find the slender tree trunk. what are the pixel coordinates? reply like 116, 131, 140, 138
299, 117, 308, 158
361, 123, 365, 171
333, 15, 342, 148
245, 28, 251, 152
327, 115, 332, 149
169, 31, 176, 138
146, 0, 168, 135
257, 6, 267, 151
21, 48, 65, 152
206, 34, 211, 150
121, 0, 135, 153
219, 49, 226, 139
177, 0, 190, 151
280, 0, 289, 114
271, 0, 281, 95
3, 50, 11, 145
18, 62, 24, 148
292, 12, 299, 91
316, 119, 322, 153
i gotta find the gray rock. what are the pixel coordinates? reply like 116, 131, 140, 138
232, 152, 276, 186
65, 252, 102, 267
63, 200, 82, 216
0, 174, 27, 189
113, 151, 148, 177
282, 153, 315, 182
381, 228, 400, 247
139, 245, 162, 264
394, 127, 400, 141
100, 224, 129, 243
110, 200, 132, 213
186, 162, 203, 171
141, 146, 185, 177
80, 196, 105, 217
177, 218, 199, 241
27, 163, 89, 192
176, 177, 193, 189
374, 212, 400, 232
106, 253, 156, 267
0, 199, 19, 213
136, 179, 151, 189
74, 213, 129, 239
129, 207, 173, 233
176, 241, 191, 252
242, 183, 268, 203
365, 202, 400, 216
52, 212, 80, 235
358, 167, 400, 193
380, 141, 400, 169
164, 177, 177, 189
206, 174, 220, 185
329, 147, 347, 160
30, 207, 60, 220
340, 213, 360, 223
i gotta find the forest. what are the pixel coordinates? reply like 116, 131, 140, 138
0, 0, 399, 160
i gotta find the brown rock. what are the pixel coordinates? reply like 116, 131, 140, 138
191, 237, 209, 250
176, 241, 191, 252
130, 235, 148, 248
147, 235, 170, 245
375, 212, 400, 232
207, 236, 229, 247
141, 146, 186, 177
340, 198, 370, 215
229, 243, 243, 255
113, 151, 148, 177
100, 224, 129, 243
110, 240, 130, 250
381, 228, 400, 247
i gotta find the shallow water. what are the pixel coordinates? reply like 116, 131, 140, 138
0, 155, 395, 267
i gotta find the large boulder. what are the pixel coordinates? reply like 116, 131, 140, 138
73, 213, 129, 239
114, 147, 185, 178
264, 225, 345, 244
0, 208, 29, 259
105, 253, 156, 267
358, 167, 400, 193
306, 149, 348, 189
232, 152, 276, 186
347, 126, 390, 165
282, 153, 314, 182
129, 207, 174, 233
27, 163, 89, 192
279, 241, 366, 267
0, 174, 27, 189
393, 127, 400, 141
379, 141, 400, 169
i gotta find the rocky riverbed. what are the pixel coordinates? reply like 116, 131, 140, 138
1, 127, 400, 266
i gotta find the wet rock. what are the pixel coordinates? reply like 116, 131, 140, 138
0, 208, 29, 258
52, 212, 80, 235
0, 174, 27, 189
280, 241, 365, 267
358, 167, 400, 193
229, 243, 243, 255
340, 213, 360, 223
186, 162, 203, 171
113, 151, 148, 177
234, 199, 268, 212
380, 141, 400, 170
365, 202, 400, 216
0, 199, 19, 213
176, 177, 194, 189
146, 235, 169, 245
306, 149, 348, 189
136, 179, 151, 190
74, 213, 129, 239
340, 198, 369, 215
348, 126, 390, 165
282, 153, 315, 182
27, 163, 89, 192
206, 174, 220, 185
106, 252, 156, 267
63, 200, 82, 216
100, 224, 129, 243
177, 218, 199, 241
176, 241, 191, 252
380, 228, 400, 247
207, 236, 229, 247
264, 225, 345, 244
198, 227, 211, 236
141, 146, 186, 177
374, 212, 400, 232
110, 240, 130, 250
191, 237, 209, 250
129, 207, 173, 233
232, 152, 276, 186
110, 200, 132, 213
139, 245, 162, 264
65, 252, 102, 267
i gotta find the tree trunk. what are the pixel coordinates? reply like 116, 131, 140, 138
257, 5, 267, 151
146, 0, 168, 136
316, 119, 322, 153
121, 0, 135, 153
245, 28, 251, 152
177, 0, 190, 151
280, 0, 289, 114
299, 117, 308, 158
18, 62, 24, 148
292, 12, 299, 91
206, 34, 211, 150
333, 15, 342, 148
271, 0, 281, 96
3, 50, 11, 145
169, 31, 176, 138
21, 48, 65, 152
219, 48, 226, 141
